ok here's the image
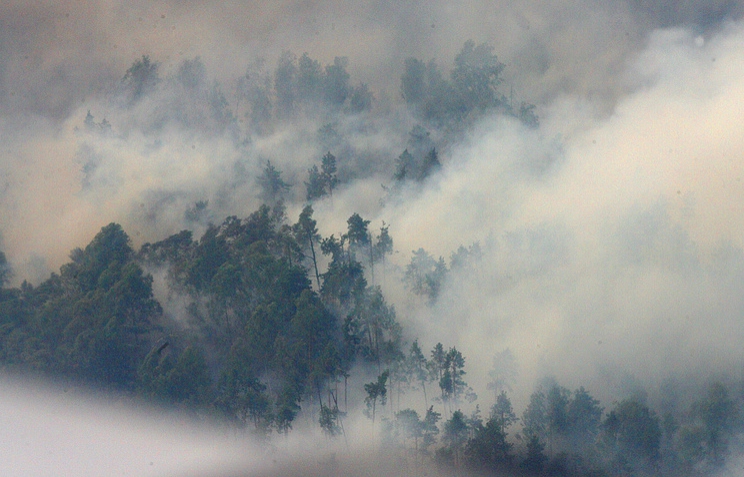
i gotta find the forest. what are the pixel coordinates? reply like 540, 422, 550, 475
1, 40, 743, 477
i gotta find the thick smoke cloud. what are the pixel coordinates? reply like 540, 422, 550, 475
2, 0, 744, 473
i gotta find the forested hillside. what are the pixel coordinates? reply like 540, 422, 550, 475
2, 37, 744, 477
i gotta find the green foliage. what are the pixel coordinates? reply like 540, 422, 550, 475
257, 160, 290, 205
305, 152, 339, 201
491, 392, 518, 433
349, 82, 373, 113
521, 434, 548, 473
441, 409, 469, 467
401, 40, 538, 128
487, 348, 517, 399
122, 55, 159, 104
319, 403, 342, 437
275, 51, 297, 118
0, 251, 11, 286
602, 399, 662, 470
451, 40, 505, 114
305, 165, 326, 201
403, 248, 447, 303
323, 57, 351, 106
364, 371, 389, 422
689, 381, 738, 468
466, 414, 514, 470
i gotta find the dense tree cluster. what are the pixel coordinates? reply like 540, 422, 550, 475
4, 38, 743, 477
1, 207, 744, 476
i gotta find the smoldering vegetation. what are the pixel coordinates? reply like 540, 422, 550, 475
3, 1, 744, 476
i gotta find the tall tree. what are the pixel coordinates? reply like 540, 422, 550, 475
274, 51, 297, 119
305, 165, 326, 201
364, 370, 389, 423
441, 410, 469, 467
320, 152, 339, 197
257, 160, 290, 205
294, 206, 322, 289
407, 340, 429, 407
602, 399, 662, 471
122, 55, 160, 104
322, 57, 351, 106
692, 381, 738, 467
0, 251, 11, 287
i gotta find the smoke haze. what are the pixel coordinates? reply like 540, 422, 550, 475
2, 0, 744, 474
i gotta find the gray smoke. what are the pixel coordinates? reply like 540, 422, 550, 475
2, 0, 744, 474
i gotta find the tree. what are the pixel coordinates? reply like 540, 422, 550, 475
257, 160, 290, 205
238, 59, 273, 133
466, 415, 513, 470
364, 370, 389, 423
441, 410, 469, 467
546, 384, 571, 440
439, 347, 464, 409
320, 152, 339, 197
349, 82, 373, 112
297, 53, 323, 104
393, 149, 415, 182
373, 222, 393, 267
305, 165, 326, 201
319, 403, 342, 438
322, 57, 350, 106
403, 249, 447, 303
407, 340, 429, 407
275, 50, 297, 119
421, 406, 441, 456
345, 213, 371, 264
122, 55, 159, 104
419, 148, 441, 180
566, 387, 603, 449
487, 349, 518, 401
0, 251, 11, 287
521, 434, 548, 474
491, 392, 518, 434
451, 40, 505, 114
401, 58, 427, 106
176, 56, 207, 91
294, 206, 322, 289
602, 399, 662, 471
691, 381, 738, 467
522, 388, 548, 441
396, 408, 423, 456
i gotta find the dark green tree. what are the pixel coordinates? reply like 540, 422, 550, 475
322, 57, 351, 106
297, 53, 323, 104
274, 51, 297, 119
691, 381, 738, 467
305, 165, 326, 201
491, 391, 518, 434
122, 55, 160, 104
294, 206, 322, 289
257, 160, 290, 205
602, 399, 662, 471
0, 251, 11, 287
407, 340, 429, 407
401, 58, 427, 106
320, 152, 339, 197
441, 409, 469, 467
566, 387, 603, 449
364, 370, 389, 423
349, 82, 373, 112
466, 414, 513, 470
403, 248, 447, 303
451, 40, 505, 115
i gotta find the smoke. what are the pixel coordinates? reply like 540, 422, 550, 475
2, 0, 744, 473
0, 374, 258, 477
